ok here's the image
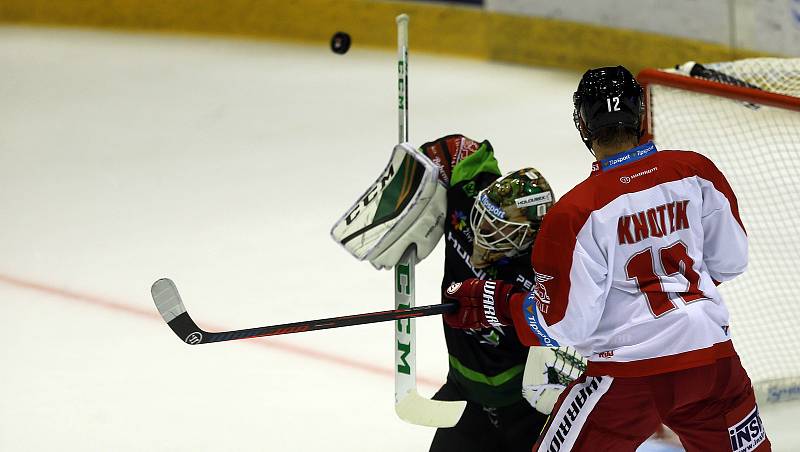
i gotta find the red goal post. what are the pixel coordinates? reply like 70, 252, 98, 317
638, 63, 800, 142
636, 58, 800, 406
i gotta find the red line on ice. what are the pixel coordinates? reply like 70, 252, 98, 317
0, 273, 442, 388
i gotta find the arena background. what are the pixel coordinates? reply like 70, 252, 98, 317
3, 0, 799, 72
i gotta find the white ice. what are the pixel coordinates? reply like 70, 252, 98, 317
0, 26, 796, 451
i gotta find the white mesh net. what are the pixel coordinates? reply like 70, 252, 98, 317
645, 58, 800, 404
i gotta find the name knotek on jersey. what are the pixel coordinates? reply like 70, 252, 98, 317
618, 200, 690, 245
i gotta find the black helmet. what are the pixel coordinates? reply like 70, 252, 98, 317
572, 66, 644, 150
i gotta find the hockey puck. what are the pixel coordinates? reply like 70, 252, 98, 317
330, 32, 351, 54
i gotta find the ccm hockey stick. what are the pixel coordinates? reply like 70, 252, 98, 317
393, 13, 467, 428
151, 278, 456, 344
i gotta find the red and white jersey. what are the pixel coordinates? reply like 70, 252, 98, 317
509, 142, 747, 377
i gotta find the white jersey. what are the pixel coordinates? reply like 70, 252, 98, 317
509, 142, 747, 377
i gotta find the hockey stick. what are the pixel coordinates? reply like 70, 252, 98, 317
151, 278, 457, 344
392, 13, 467, 428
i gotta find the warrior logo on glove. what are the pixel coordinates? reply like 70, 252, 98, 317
443, 278, 517, 330
446, 282, 462, 295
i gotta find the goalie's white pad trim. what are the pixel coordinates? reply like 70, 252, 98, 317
331, 142, 446, 270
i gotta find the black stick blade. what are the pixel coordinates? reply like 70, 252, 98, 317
151, 278, 206, 344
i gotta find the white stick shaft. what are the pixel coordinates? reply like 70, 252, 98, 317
394, 12, 414, 411
395, 247, 417, 401
396, 14, 409, 144
391, 13, 466, 427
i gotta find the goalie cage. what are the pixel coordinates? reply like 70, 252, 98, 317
637, 57, 800, 406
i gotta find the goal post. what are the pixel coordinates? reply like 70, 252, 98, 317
637, 58, 800, 406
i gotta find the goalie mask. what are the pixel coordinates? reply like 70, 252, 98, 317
469, 168, 554, 268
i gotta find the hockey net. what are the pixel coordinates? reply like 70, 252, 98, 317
638, 58, 800, 405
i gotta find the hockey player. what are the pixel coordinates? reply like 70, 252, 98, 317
332, 134, 583, 451
442, 67, 771, 451
418, 134, 555, 452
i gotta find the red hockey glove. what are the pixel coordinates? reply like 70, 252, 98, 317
443, 279, 516, 329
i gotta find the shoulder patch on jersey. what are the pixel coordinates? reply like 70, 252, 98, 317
522, 293, 559, 347
533, 272, 554, 313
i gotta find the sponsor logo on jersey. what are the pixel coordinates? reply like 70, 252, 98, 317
451, 209, 474, 242
620, 166, 659, 184
451, 210, 468, 232
523, 294, 559, 347
728, 406, 766, 452
480, 193, 507, 219
421, 143, 449, 184
453, 136, 481, 165
600, 142, 657, 171
617, 200, 690, 245
516, 274, 534, 291
515, 191, 553, 208
597, 350, 614, 359
608, 153, 631, 166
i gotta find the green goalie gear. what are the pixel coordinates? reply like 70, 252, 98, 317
331, 143, 447, 270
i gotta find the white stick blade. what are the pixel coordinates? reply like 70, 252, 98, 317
151, 278, 187, 323
395, 390, 466, 428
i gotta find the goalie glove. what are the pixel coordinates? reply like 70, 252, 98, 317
522, 346, 587, 415
442, 279, 517, 329
331, 143, 446, 270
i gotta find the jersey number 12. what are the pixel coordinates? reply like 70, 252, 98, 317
625, 241, 705, 318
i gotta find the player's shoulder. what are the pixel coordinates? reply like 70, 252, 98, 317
553, 169, 603, 214
539, 179, 597, 236
420, 134, 500, 187
658, 148, 715, 166
656, 149, 724, 180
